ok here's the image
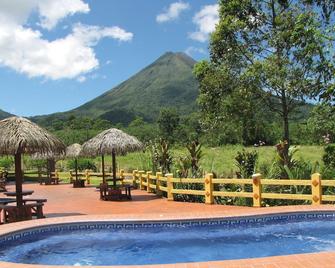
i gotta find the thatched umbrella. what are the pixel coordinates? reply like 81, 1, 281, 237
82, 128, 142, 187
66, 143, 82, 183
0, 117, 65, 207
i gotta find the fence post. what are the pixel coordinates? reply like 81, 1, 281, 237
204, 173, 214, 204
311, 173, 322, 205
146, 171, 152, 193
120, 169, 125, 185
85, 169, 90, 185
166, 174, 174, 201
156, 172, 162, 196
132, 170, 138, 187
252, 173, 262, 207
139, 171, 145, 190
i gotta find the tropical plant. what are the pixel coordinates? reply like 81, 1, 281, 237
186, 140, 203, 177
150, 139, 173, 174
235, 150, 258, 178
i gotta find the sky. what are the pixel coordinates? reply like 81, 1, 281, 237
0, 0, 219, 117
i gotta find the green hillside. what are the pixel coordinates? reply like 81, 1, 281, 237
33, 52, 199, 126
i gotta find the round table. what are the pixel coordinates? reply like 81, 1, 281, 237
4, 190, 34, 197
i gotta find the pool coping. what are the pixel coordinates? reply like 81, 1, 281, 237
1, 205, 335, 268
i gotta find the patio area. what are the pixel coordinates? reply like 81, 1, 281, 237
0, 182, 335, 268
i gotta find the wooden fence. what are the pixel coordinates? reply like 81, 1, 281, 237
68, 169, 335, 207
131, 171, 335, 207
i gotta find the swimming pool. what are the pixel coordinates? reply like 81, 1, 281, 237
0, 212, 335, 266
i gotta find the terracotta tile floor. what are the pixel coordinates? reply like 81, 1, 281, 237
0, 182, 335, 268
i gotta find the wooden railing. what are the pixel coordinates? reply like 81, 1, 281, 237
69, 169, 133, 185
63, 169, 335, 206
131, 171, 335, 207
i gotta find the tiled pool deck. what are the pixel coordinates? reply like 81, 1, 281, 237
0, 182, 335, 268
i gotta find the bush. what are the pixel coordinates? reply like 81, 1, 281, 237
235, 150, 258, 178
0, 157, 13, 170
323, 144, 335, 169
67, 159, 97, 172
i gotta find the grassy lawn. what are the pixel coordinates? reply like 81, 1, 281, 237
4, 145, 323, 180
72, 145, 324, 177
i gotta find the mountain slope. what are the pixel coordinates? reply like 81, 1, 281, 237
33, 52, 199, 125
0, 109, 12, 120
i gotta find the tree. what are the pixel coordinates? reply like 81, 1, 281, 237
195, 0, 334, 157
307, 104, 335, 144
157, 108, 180, 143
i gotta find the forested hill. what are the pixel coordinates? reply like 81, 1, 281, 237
32, 52, 199, 126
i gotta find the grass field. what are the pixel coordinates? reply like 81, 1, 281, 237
4, 145, 323, 182
56, 145, 324, 177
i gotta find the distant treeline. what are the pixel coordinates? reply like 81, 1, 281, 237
37, 103, 334, 147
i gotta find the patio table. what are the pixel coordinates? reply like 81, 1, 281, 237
0, 198, 16, 205
4, 190, 34, 197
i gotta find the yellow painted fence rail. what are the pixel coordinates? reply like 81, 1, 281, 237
67, 169, 335, 207
130, 171, 335, 207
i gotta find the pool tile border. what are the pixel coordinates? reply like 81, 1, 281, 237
1, 211, 335, 245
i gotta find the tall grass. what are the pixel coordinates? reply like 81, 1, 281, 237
115, 145, 324, 177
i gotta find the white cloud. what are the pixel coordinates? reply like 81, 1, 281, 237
38, 0, 90, 30
189, 4, 219, 42
0, 0, 133, 80
0, 0, 89, 29
184, 46, 206, 56
156, 2, 190, 23
77, 76, 86, 83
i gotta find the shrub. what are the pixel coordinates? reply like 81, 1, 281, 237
323, 144, 335, 169
67, 159, 97, 172
150, 139, 173, 174
235, 150, 258, 178
0, 157, 13, 170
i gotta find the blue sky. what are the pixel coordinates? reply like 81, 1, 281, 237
0, 0, 218, 116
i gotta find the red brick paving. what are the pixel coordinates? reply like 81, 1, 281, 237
0, 182, 335, 268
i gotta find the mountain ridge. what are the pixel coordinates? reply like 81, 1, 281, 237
32, 51, 199, 126
0, 109, 12, 120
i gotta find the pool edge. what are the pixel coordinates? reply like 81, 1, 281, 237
0, 206, 335, 268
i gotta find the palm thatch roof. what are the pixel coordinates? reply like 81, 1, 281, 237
81, 128, 143, 156
66, 143, 82, 158
0, 117, 65, 156
30, 151, 65, 160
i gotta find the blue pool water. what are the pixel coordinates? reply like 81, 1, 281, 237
1, 213, 335, 266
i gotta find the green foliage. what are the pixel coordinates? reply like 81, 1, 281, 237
157, 108, 180, 143
195, 0, 335, 149
186, 141, 203, 176
126, 117, 158, 142
0, 157, 13, 169
307, 104, 335, 144
323, 144, 335, 169
67, 159, 97, 172
24, 159, 47, 171
150, 139, 173, 174
235, 150, 258, 178
176, 156, 191, 178
176, 141, 204, 178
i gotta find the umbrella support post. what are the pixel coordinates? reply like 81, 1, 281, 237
15, 153, 23, 207
112, 150, 117, 189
